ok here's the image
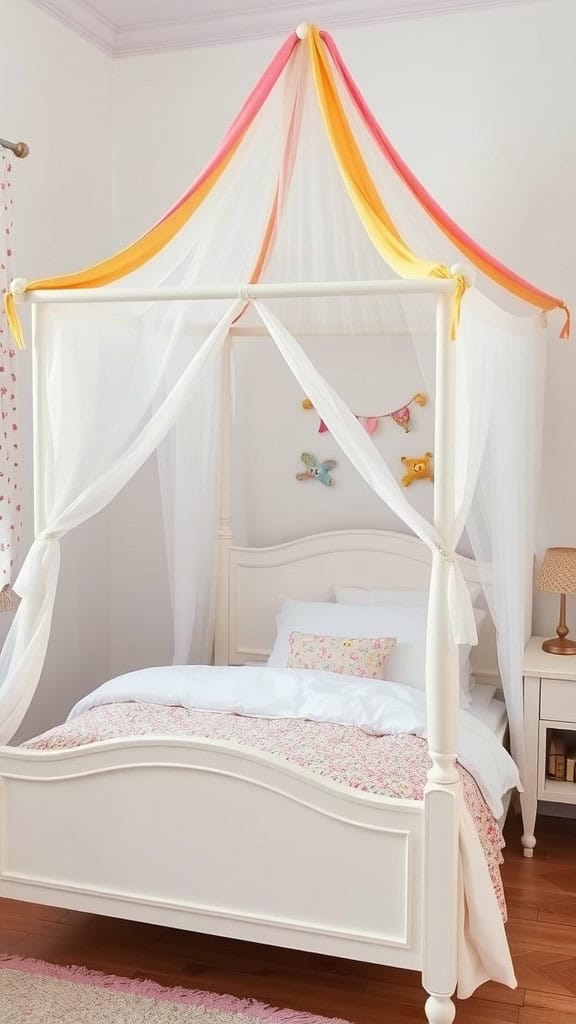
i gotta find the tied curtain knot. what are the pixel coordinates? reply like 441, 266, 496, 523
433, 541, 478, 647
13, 535, 60, 599
433, 542, 454, 564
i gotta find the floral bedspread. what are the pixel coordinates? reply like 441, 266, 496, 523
24, 702, 506, 917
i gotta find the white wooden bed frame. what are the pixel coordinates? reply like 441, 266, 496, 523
0, 273, 509, 1024
0, 529, 498, 1022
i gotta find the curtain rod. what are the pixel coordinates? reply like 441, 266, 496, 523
0, 138, 29, 158
19, 277, 458, 305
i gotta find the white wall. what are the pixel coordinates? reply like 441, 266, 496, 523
110, 0, 576, 643
1, 0, 115, 737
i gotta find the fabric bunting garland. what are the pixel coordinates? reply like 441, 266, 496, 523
302, 392, 427, 435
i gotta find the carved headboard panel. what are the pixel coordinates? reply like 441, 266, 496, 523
214, 530, 497, 684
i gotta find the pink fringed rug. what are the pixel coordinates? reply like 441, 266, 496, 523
0, 954, 351, 1024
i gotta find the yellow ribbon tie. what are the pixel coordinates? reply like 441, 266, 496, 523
432, 266, 468, 340
4, 291, 26, 351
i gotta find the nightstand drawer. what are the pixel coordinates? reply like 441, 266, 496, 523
541, 678, 576, 723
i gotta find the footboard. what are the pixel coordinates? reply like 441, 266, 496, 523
0, 739, 424, 968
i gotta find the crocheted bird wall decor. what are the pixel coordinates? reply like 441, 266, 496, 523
296, 452, 337, 487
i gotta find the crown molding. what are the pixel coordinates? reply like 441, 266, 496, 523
29, 0, 116, 53
28, 0, 546, 57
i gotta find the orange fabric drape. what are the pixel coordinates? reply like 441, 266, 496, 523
308, 27, 467, 338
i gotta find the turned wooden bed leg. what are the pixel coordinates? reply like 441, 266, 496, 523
422, 774, 459, 1022
425, 994, 456, 1024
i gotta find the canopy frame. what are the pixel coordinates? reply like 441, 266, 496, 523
26, 272, 465, 1023
17, 277, 456, 305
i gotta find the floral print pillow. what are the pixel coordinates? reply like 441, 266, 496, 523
287, 631, 396, 680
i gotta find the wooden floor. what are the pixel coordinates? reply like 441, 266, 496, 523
1, 815, 575, 1023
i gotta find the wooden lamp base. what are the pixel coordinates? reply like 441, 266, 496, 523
542, 593, 576, 655
542, 636, 576, 655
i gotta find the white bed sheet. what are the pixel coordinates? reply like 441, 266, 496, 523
248, 666, 510, 742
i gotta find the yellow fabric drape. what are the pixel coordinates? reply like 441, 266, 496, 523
308, 26, 466, 338
5, 292, 25, 350
4, 32, 306, 347
5, 140, 240, 348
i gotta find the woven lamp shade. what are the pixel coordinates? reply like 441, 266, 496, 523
537, 547, 576, 594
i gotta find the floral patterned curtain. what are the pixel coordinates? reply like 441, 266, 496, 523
0, 148, 21, 609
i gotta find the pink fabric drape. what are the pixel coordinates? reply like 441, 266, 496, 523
157, 33, 300, 227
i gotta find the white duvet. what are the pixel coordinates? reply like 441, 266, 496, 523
70, 664, 518, 997
71, 665, 518, 820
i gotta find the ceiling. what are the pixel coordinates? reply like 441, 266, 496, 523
30, 0, 544, 56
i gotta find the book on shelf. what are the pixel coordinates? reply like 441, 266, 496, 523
548, 735, 567, 780
547, 736, 576, 781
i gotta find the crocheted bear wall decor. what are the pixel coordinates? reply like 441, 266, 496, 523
400, 452, 434, 487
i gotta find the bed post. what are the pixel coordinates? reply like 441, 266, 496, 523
13, 300, 45, 668
422, 282, 461, 1024
214, 335, 234, 665
31, 302, 45, 537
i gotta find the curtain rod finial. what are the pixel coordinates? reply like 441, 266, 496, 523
10, 278, 28, 297
296, 23, 309, 39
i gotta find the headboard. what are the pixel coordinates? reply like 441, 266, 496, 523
214, 529, 498, 685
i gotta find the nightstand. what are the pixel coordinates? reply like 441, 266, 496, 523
522, 636, 576, 857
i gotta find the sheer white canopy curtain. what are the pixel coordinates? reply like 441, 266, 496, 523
257, 296, 548, 794
463, 290, 547, 786
403, 287, 547, 787
0, 289, 523, 996
0, 287, 546, 766
0, 299, 243, 744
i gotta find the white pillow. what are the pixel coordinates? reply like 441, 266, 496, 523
334, 585, 483, 607
269, 598, 427, 690
268, 598, 483, 708
333, 587, 486, 706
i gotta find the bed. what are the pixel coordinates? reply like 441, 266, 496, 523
0, 271, 531, 1023
0, 529, 515, 1017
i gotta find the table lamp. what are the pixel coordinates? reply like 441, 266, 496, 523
536, 547, 576, 654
